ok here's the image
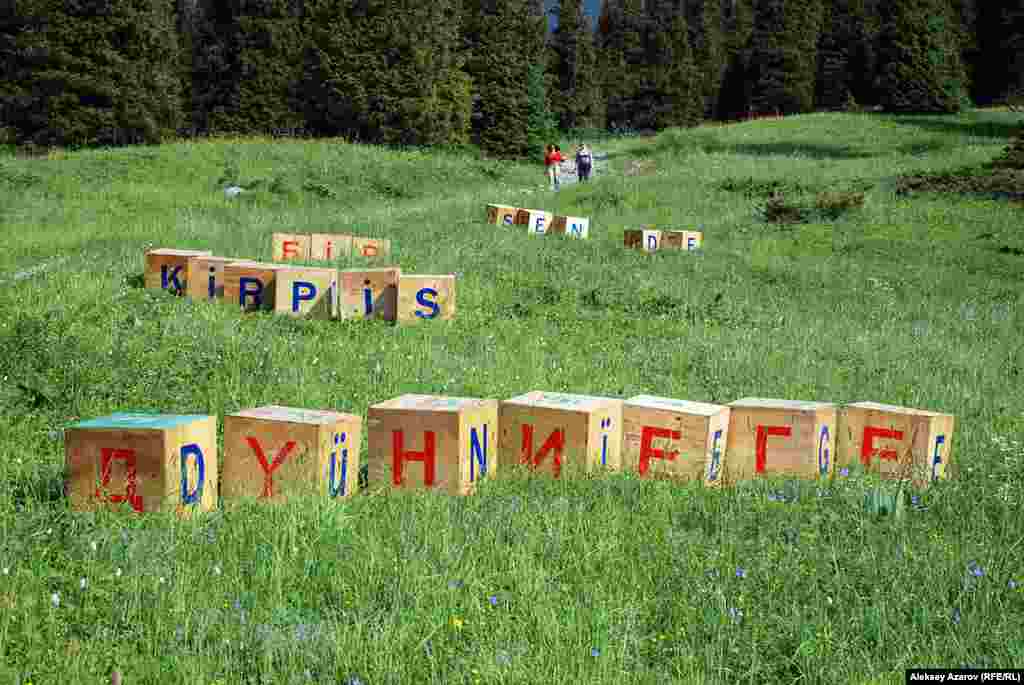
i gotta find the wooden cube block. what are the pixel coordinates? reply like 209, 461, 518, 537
724, 398, 837, 483
310, 233, 353, 261
487, 204, 518, 226
624, 229, 661, 252
351, 237, 391, 258
836, 401, 955, 487
223, 261, 287, 312
366, 395, 499, 495
186, 256, 237, 302
550, 215, 590, 239
397, 274, 456, 323
622, 395, 730, 484
499, 392, 623, 477
338, 267, 400, 321
274, 266, 338, 319
145, 248, 213, 294
662, 230, 703, 251
271, 233, 311, 262
222, 405, 361, 504
524, 210, 554, 235
65, 412, 217, 516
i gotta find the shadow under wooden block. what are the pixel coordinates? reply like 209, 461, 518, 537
487, 204, 518, 226
145, 249, 213, 294
64, 413, 217, 516
271, 233, 311, 262
338, 267, 400, 321
310, 233, 353, 261
662, 230, 703, 251
366, 395, 499, 495
624, 229, 661, 251
186, 256, 238, 302
222, 405, 361, 504
274, 266, 338, 319
724, 398, 837, 484
223, 261, 287, 312
352, 237, 392, 259
499, 392, 623, 478
397, 275, 456, 323
837, 401, 955, 487
623, 395, 730, 485
550, 215, 590, 239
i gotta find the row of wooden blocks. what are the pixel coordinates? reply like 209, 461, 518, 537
485, 204, 590, 238
624, 227, 704, 252
65, 394, 955, 515
144, 249, 453, 322
269, 232, 391, 262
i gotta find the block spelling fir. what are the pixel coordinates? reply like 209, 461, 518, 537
499, 392, 623, 477
366, 395, 499, 495
487, 204, 519, 226
145, 248, 213, 294
516, 209, 553, 235
274, 266, 338, 319
223, 261, 287, 312
338, 267, 400, 321
351, 237, 391, 258
725, 398, 837, 483
186, 256, 237, 302
310, 233, 352, 261
662, 230, 702, 251
271, 233, 311, 262
65, 413, 217, 516
550, 215, 590, 239
222, 405, 361, 504
837, 401, 955, 487
622, 395, 730, 484
397, 275, 456, 323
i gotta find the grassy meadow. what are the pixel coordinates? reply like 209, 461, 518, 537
0, 110, 1022, 684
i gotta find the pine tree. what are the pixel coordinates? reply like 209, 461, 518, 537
574, 15, 605, 129
974, 1, 1024, 104
715, 0, 755, 120
548, 0, 585, 130
815, 0, 875, 110
746, 0, 823, 116
685, 0, 725, 119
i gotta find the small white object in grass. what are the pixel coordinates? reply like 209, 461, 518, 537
224, 186, 244, 197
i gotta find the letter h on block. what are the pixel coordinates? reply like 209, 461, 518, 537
622, 395, 730, 485
64, 413, 217, 516
724, 398, 837, 484
222, 405, 362, 505
499, 392, 623, 478
837, 401, 955, 487
145, 249, 213, 294
366, 395, 499, 495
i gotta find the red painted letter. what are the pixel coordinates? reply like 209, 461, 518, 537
96, 447, 144, 512
245, 437, 296, 498
860, 426, 903, 466
361, 244, 378, 257
520, 424, 565, 477
392, 430, 436, 487
283, 240, 298, 258
638, 426, 680, 476
755, 425, 792, 473
324, 241, 333, 260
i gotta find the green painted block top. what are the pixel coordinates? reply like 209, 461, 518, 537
70, 413, 211, 430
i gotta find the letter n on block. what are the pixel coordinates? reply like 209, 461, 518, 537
622, 395, 730, 485
145, 249, 213, 294
186, 256, 237, 302
223, 261, 287, 312
274, 267, 338, 319
724, 398, 837, 484
486, 204, 518, 226
310, 234, 352, 262
338, 267, 400, 321
837, 401, 955, 487
366, 395, 499, 495
222, 406, 362, 505
550, 215, 590, 239
499, 392, 623, 478
64, 413, 217, 516
397, 275, 455, 324
271, 233, 311, 262
352, 237, 391, 259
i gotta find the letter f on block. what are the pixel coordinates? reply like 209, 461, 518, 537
638, 425, 680, 476
860, 426, 903, 466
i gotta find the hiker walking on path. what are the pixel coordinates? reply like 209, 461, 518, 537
575, 143, 593, 182
544, 143, 564, 191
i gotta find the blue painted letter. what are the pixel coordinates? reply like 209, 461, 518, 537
470, 425, 487, 482
292, 281, 316, 312
180, 443, 205, 505
415, 287, 440, 319
239, 277, 262, 307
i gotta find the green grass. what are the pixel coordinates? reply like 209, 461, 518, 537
1, 111, 1023, 684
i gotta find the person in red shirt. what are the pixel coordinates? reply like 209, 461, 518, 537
544, 143, 564, 191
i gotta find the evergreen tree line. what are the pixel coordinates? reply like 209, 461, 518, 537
0, 0, 1022, 157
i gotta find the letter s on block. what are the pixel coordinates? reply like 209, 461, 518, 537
415, 287, 440, 319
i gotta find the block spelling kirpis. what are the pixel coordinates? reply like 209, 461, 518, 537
186, 256, 237, 302
397, 275, 456, 323
337, 267, 401, 321
271, 233, 312, 262
309, 233, 352, 261
366, 395, 499, 495
222, 405, 361, 504
65, 413, 217, 515
223, 261, 288, 312
622, 395, 729, 484
724, 398, 837, 483
550, 215, 590, 239
145, 248, 213, 294
274, 266, 338, 319
487, 204, 519, 226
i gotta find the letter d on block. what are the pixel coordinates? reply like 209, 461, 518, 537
179, 443, 205, 505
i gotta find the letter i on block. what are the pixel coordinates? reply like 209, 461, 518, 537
271, 233, 311, 262
223, 261, 287, 312
486, 204, 518, 226
309, 233, 352, 262
397, 275, 456, 323
145, 249, 213, 294
65, 413, 217, 516
222, 406, 362, 505
186, 256, 237, 302
274, 267, 338, 319
724, 398, 837, 483
836, 401, 955, 487
622, 396, 730, 485
338, 267, 401, 321
366, 395, 499, 495
499, 392, 623, 478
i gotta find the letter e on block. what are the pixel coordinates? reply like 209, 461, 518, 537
486, 204, 518, 226
366, 395, 499, 495
274, 266, 338, 319
145, 248, 212, 294
271, 233, 311, 262
724, 398, 837, 484
223, 261, 287, 312
499, 392, 623, 478
64, 413, 218, 516
352, 237, 392, 259
222, 405, 362, 505
622, 395, 730, 485
186, 256, 237, 302
837, 401, 955, 487
309, 233, 353, 262
338, 267, 401, 321
397, 275, 455, 324
524, 210, 554, 236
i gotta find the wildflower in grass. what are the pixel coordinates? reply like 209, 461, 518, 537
114, 568, 122, 578
213, 564, 222, 576
968, 561, 984, 578
488, 595, 499, 607
951, 607, 961, 625
735, 567, 746, 579
79, 577, 87, 590
451, 616, 464, 630
344, 676, 365, 685
90, 541, 98, 552
840, 467, 849, 477
1010, 579, 1019, 590
448, 579, 464, 591
51, 592, 60, 608
2, 566, 8, 575
159, 576, 166, 585
729, 607, 743, 623
495, 649, 512, 667
590, 647, 601, 657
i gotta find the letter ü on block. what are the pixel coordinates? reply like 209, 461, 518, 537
145, 248, 213, 294
486, 204, 518, 226
397, 275, 456, 323
837, 401, 955, 487
366, 395, 499, 495
222, 261, 288, 312
274, 266, 338, 319
222, 405, 362, 505
64, 413, 217, 516
271, 233, 311, 262
724, 398, 837, 484
186, 255, 238, 302
622, 395, 730, 485
499, 391, 623, 478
